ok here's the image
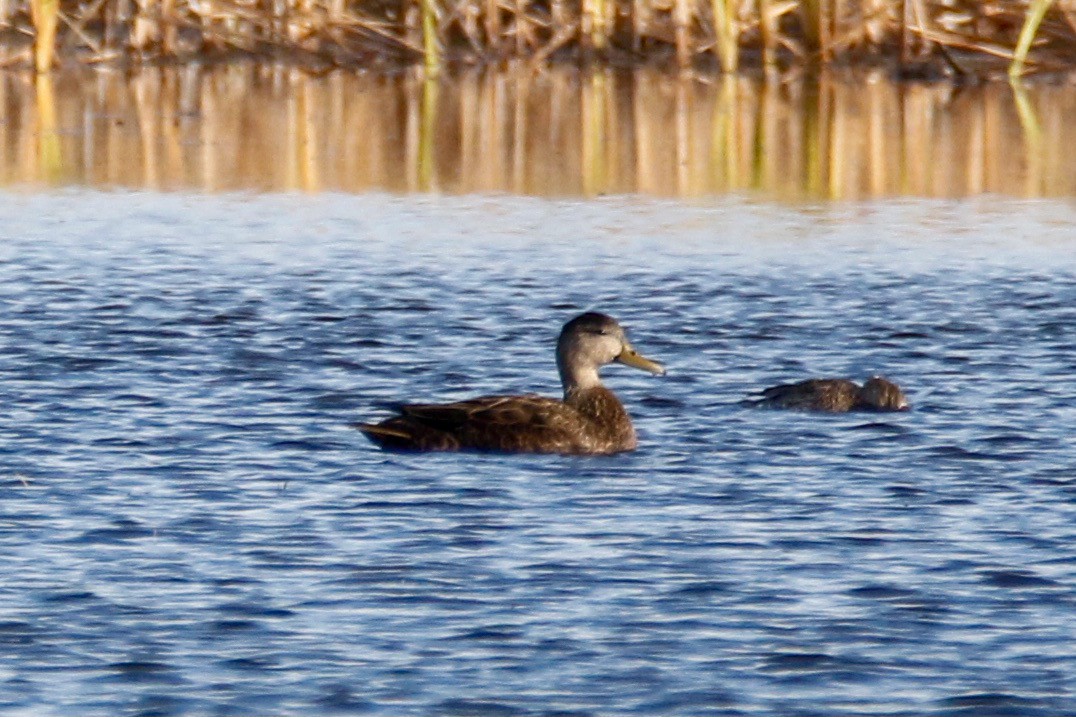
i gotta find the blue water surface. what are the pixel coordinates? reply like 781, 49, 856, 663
0, 192, 1074, 716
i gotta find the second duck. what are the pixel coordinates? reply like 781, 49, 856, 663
745, 376, 909, 412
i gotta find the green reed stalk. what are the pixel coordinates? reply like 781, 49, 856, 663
420, 0, 442, 73
1009, 0, 1055, 77
29, 0, 59, 72
1009, 80, 1043, 153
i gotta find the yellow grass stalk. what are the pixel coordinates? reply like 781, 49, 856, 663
418, 76, 439, 190
29, 0, 60, 73
862, 0, 887, 44
35, 74, 61, 182
1009, 80, 1043, 167
802, 82, 823, 196
826, 79, 844, 198
711, 75, 738, 188
582, 0, 610, 51
1009, 0, 1056, 77
582, 71, 608, 195
511, 72, 527, 191
711, 0, 738, 71
633, 0, 652, 53
752, 79, 778, 189
674, 77, 690, 192
421, 0, 442, 74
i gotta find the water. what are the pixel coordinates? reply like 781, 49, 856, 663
1, 191, 1075, 715
7, 67, 1076, 198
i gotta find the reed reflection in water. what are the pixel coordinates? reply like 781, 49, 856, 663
3, 66, 1075, 198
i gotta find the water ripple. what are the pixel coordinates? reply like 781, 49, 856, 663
1, 192, 1074, 716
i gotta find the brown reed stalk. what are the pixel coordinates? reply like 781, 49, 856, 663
160, 0, 176, 55
800, 0, 822, 54
633, 0, 652, 53
7, 0, 1076, 76
674, 0, 693, 66
758, 0, 776, 68
513, 0, 526, 52
486, 0, 502, 53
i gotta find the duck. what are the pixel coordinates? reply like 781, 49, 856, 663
356, 312, 666, 454
745, 376, 909, 412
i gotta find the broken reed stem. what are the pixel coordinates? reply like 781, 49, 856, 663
5, 0, 1075, 74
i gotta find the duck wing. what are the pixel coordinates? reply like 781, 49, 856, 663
756, 379, 861, 411
359, 394, 589, 453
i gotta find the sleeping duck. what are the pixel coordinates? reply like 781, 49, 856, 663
746, 376, 909, 412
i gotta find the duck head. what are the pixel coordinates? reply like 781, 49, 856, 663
556, 312, 665, 392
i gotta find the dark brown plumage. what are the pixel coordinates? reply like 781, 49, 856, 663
747, 376, 909, 412
357, 312, 665, 454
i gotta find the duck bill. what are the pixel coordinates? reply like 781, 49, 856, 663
616, 345, 665, 376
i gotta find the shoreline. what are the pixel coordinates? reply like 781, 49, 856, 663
4, 0, 1076, 79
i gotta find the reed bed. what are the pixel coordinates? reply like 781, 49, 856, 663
1, 0, 1075, 75
6, 66, 1076, 197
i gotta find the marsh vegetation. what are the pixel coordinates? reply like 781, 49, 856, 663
6, 0, 1076, 75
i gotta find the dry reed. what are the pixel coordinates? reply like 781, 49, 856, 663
2, 0, 1075, 75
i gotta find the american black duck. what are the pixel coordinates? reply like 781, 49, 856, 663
357, 312, 666, 454
746, 376, 909, 412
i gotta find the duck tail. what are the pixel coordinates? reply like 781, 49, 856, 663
352, 422, 413, 446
